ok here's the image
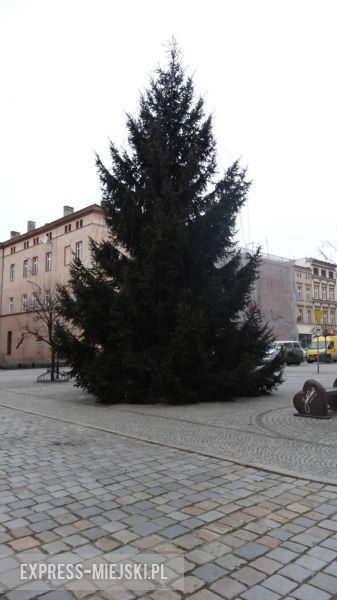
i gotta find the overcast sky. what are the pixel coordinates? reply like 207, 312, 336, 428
1, 0, 336, 260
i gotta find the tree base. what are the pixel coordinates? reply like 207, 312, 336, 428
36, 369, 71, 383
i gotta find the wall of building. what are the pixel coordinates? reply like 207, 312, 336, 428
3, 212, 337, 367
295, 257, 337, 347
253, 255, 337, 347
254, 255, 298, 340
0, 205, 108, 367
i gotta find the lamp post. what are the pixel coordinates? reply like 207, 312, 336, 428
314, 308, 323, 374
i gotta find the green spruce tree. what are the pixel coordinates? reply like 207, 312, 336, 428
56, 44, 283, 403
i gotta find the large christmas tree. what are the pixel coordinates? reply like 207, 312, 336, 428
56, 45, 283, 403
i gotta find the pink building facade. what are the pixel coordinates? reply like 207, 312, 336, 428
0, 204, 108, 367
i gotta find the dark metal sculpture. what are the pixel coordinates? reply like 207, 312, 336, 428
293, 379, 330, 418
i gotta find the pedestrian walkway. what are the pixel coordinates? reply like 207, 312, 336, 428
1, 364, 337, 482
0, 367, 337, 598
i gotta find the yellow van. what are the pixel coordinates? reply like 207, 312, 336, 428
306, 336, 337, 363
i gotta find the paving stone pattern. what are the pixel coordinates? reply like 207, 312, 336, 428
2, 365, 337, 482
1, 408, 337, 598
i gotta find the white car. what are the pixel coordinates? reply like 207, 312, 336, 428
274, 341, 306, 356
264, 340, 306, 363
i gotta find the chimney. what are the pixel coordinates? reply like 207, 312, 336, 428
63, 206, 74, 217
27, 221, 36, 232
10, 231, 20, 239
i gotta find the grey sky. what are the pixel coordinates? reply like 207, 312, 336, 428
1, 0, 336, 259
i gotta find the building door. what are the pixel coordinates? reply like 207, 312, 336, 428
7, 331, 12, 355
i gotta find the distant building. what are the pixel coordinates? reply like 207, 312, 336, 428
2, 213, 337, 367
253, 254, 298, 340
294, 257, 337, 347
0, 204, 108, 367
254, 254, 337, 347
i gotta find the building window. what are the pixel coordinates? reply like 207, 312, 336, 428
323, 310, 328, 324
329, 287, 334, 301
9, 264, 15, 281
306, 273, 311, 280
32, 256, 38, 275
330, 309, 335, 324
46, 232, 52, 242
322, 286, 327, 300
76, 219, 83, 229
313, 267, 319, 275
23, 259, 29, 278
307, 309, 312, 323
10, 246, 16, 254
64, 245, 71, 265
75, 241, 83, 260
8, 297, 14, 314
21, 294, 28, 312
306, 287, 311, 301
33, 237, 39, 246
297, 286, 302, 300
298, 308, 303, 322
24, 241, 29, 249
314, 285, 319, 299
7, 332, 12, 355
31, 293, 37, 309
45, 251, 52, 271
321, 269, 326, 277
44, 289, 51, 307
65, 224, 72, 233
329, 271, 334, 279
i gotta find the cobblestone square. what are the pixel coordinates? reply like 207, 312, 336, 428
0, 366, 337, 598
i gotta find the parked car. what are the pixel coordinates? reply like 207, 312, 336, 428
274, 341, 306, 357
265, 340, 305, 365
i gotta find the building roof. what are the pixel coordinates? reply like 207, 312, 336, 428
296, 256, 337, 269
0, 204, 103, 247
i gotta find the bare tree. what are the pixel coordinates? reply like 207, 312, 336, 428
24, 281, 61, 380
317, 241, 337, 263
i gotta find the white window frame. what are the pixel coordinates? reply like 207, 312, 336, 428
23, 259, 29, 278
8, 297, 14, 314
21, 295, 28, 312
32, 256, 39, 275
45, 251, 52, 271
31, 293, 37, 309
44, 290, 50, 307
75, 241, 83, 260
